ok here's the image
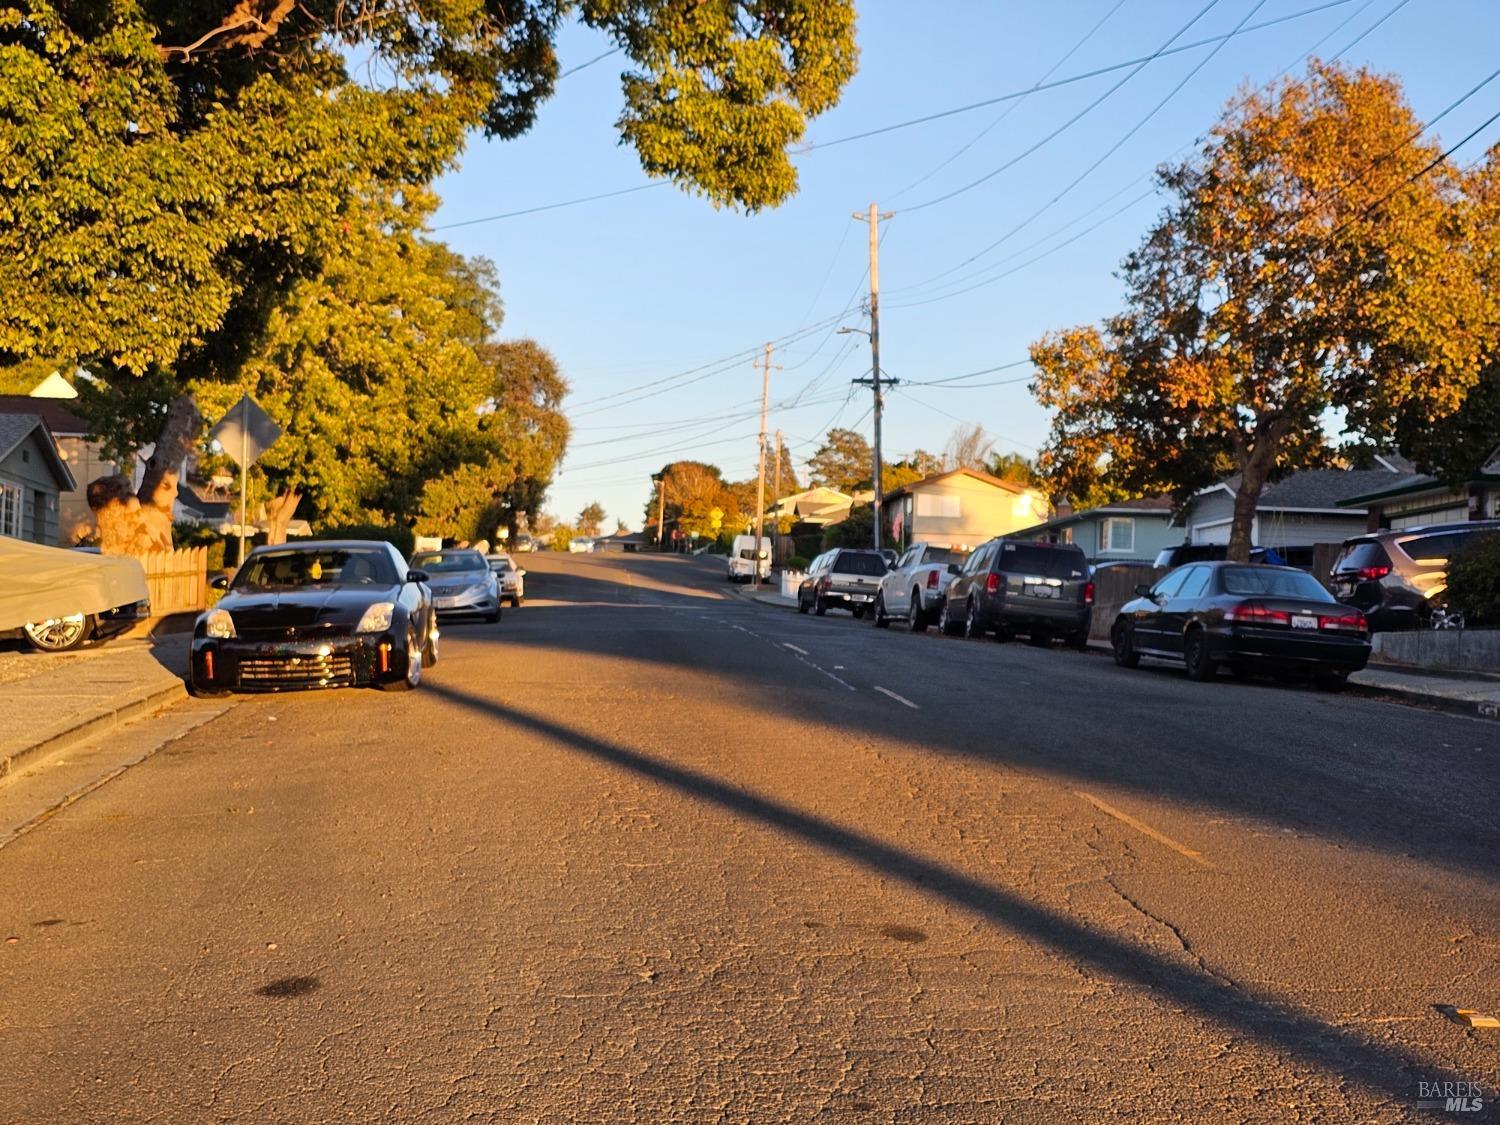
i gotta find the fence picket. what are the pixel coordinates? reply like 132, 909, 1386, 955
141, 546, 208, 615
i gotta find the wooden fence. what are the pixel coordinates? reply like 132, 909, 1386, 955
142, 546, 208, 616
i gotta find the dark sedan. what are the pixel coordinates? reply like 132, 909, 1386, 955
189, 541, 437, 695
1110, 562, 1369, 690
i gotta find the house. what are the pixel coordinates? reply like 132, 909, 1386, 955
768, 486, 859, 527
881, 468, 1049, 550
0, 394, 119, 544
1013, 496, 1177, 562
1176, 468, 1423, 547
0, 414, 77, 544
1335, 448, 1500, 529
594, 530, 648, 552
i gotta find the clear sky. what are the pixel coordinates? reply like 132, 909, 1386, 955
429, 0, 1500, 532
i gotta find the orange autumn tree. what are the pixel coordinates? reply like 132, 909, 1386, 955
1031, 63, 1490, 560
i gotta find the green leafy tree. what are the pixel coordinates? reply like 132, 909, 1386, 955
821, 504, 873, 550
1031, 64, 1488, 561
807, 427, 871, 491
1444, 533, 1500, 625
577, 502, 606, 537
485, 340, 572, 540
988, 452, 1042, 488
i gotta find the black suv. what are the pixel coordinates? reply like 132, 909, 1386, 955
1330, 520, 1500, 630
939, 538, 1094, 647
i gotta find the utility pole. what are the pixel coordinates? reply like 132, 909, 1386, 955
654, 473, 668, 551
752, 343, 779, 590
852, 202, 895, 553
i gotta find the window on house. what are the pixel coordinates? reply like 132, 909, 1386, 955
0, 480, 20, 537
1100, 517, 1135, 553
915, 493, 961, 518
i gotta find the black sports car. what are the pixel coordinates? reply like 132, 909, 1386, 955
189, 541, 437, 694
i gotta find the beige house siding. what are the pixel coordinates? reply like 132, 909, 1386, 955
55, 433, 116, 544
892, 473, 1049, 547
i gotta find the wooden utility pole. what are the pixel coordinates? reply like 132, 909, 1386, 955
654, 473, 668, 551
853, 202, 895, 553
752, 343, 779, 589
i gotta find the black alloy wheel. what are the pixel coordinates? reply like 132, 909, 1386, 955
873, 593, 891, 628
964, 599, 982, 639
909, 590, 928, 633
1111, 620, 1140, 668
1184, 627, 1216, 681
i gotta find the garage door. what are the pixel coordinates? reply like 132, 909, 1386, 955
1191, 522, 1231, 545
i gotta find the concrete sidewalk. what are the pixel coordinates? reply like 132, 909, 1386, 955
739, 586, 1500, 722
0, 637, 188, 780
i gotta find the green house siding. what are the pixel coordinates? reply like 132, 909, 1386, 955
0, 430, 66, 544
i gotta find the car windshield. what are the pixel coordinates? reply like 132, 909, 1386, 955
235, 548, 397, 589
833, 553, 887, 576
488, 557, 513, 571
411, 551, 488, 575
1220, 566, 1334, 601
998, 544, 1087, 579
739, 547, 768, 559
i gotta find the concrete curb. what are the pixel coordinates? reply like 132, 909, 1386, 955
0, 680, 187, 780
1344, 676, 1500, 724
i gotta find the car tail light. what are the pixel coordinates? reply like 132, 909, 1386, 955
1356, 565, 1391, 581
985, 573, 999, 595
926, 570, 940, 588
1083, 581, 1095, 606
818, 575, 831, 592
1319, 612, 1368, 633
1226, 602, 1290, 626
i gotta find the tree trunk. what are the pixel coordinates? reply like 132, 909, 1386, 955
1226, 418, 1287, 563
137, 393, 203, 509
263, 488, 302, 546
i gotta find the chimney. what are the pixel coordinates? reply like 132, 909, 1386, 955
1054, 498, 1073, 518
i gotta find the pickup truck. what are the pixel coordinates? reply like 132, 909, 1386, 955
872, 542, 970, 631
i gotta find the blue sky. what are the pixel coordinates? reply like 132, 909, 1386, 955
430, 0, 1500, 532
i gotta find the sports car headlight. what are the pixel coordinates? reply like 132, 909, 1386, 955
204, 609, 236, 639
356, 602, 395, 634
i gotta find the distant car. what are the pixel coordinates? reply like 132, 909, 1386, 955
513, 535, 536, 553
727, 534, 772, 583
189, 540, 436, 694
409, 549, 502, 623
568, 537, 596, 554
872, 542, 970, 631
486, 552, 526, 607
940, 538, 1093, 647
0, 538, 150, 652
1111, 561, 1369, 689
1330, 520, 1500, 631
797, 549, 889, 618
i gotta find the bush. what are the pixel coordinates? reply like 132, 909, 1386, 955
821, 504, 874, 550
318, 523, 416, 559
783, 555, 810, 572
1443, 533, 1500, 626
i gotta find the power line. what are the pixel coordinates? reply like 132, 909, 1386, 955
1328, 0, 1411, 58
799, 0, 1360, 153
559, 45, 622, 79
432, 182, 667, 230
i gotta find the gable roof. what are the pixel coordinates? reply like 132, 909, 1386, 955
0, 414, 77, 491
1196, 469, 1426, 513
883, 467, 1034, 503
0, 395, 90, 435
1016, 496, 1176, 535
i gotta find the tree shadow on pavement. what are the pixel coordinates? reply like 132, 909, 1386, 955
424, 678, 1470, 1111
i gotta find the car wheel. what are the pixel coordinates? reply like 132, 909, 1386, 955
1428, 604, 1464, 630
1111, 620, 1140, 668
873, 592, 891, 628
797, 594, 810, 615
964, 599, 982, 639
424, 621, 440, 667
510, 595, 521, 608
382, 628, 423, 692
188, 675, 230, 698
1183, 628, 1216, 681
484, 608, 501, 624
814, 596, 828, 616
23, 613, 91, 652
852, 606, 866, 619
1064, 629, 1089, 652
1315, 670, 1348, 692
910, 589, 928, 633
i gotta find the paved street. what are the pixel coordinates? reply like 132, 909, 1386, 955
1, 551, 1496, 1122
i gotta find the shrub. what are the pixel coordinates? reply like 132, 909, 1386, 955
318, 523, 416, 559
821, 504, 874, 550
1443, 532, 1500, 626
783, 555, 810, 572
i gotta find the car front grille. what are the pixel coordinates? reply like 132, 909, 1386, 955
238, 654, 356, 688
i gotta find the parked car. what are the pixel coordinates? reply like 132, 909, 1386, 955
409, 548, 502, 623
940, 538, 1093, 647
872, 542, 970, 631
1330, 520, 1500, 631
486, 552, 526, 607
0, 537, 150, 652
1153, 542, 1317, 570
726, 534, 772, 583
568, 537, 596, 554
797, 549, 889, 617
512, 535, 536, 553
1111, 562, 1369, 689
189, 540, 437, 694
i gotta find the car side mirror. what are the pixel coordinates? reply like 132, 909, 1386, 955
209, 574, 230, 591
407, 569, 429, 583
1134, 583, 1154, 597
518, 569, 527, 576
947, 564, 961, 576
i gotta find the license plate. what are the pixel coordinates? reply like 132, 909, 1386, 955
1292, 615, 1317, 630
850, 594, 871, 602
1029, 584, 1056, 598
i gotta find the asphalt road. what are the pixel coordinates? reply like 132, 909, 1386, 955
1, 551, 1496, 1122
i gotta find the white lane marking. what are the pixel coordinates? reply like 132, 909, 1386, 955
873, 686, 920, 710
783, 643, 808, 656
733, 627, 855, 692
1074, 790, 1213, 869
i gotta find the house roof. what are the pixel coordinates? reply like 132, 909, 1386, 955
0, 413, 78, 491
1197, 469, 1425, 513
882, 467, 1034, 503
0, 395, 90, 435
1014, 496, 1175, 536
1335, 446, 1500, 507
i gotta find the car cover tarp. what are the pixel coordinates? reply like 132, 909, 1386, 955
0, 538, 149, 631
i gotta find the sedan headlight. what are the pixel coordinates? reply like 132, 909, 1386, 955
203, 608, 236, 639
467, 582, 493, 598
356, 602, 395, 634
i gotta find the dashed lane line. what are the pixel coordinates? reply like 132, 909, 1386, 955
783, 643, 809, 656
873, 686, 920, 710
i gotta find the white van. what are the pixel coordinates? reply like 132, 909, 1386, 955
727, 534, 773, 583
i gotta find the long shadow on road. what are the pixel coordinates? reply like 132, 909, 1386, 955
425, 677, 1472, 1110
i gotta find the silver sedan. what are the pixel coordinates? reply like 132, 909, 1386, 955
409, 549, 502, 623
